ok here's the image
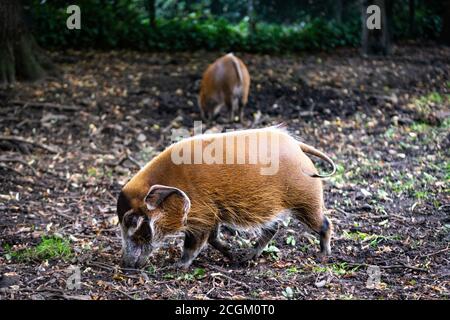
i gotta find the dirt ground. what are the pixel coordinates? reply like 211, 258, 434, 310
0, 44, 449, 300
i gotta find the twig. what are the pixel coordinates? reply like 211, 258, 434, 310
0, 156, 38, 175
17, 119, 41, 128
421, 246, 450, 258
105, 191, 117, 202
11, 100, 80, 112
0, 135, 59, 153
397, 263, 429, 273
210, 272, 251, 289
107, 152, 141, 169
335, 207, 350, 216
0, 117, 21, 123
126, 155, 142, 169
87, 261, 155, 275
86, 261, 119, 272
86, 262, 144, 279
27, 276, 45, 285
111, 154, 128, 167
346, 261, 428, 273
299, 110, 318, 117
0, 163, 24, 176
2, 286, 87, 300
55, 209, 76, 221
61, 293, 92, 300
113, 287, 137, 300
42, 168, 66, 181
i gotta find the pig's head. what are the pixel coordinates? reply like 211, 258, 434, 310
117, 184, 191, 268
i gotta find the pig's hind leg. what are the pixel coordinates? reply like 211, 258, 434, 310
292, 207, 332, 256
240, 222, 280, 262
237, 99, 245, 123
318, 215, 332, 256
230, 97, 240, 122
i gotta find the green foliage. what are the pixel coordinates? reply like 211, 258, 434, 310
343, 230, 400, 248
147, 264, 156, 275
285, 235, 296, 246
29, 1, 360, 53
392, 1, 442, 40
180, 268, 207, 281
282, 286, 294, 299
263, 242, 281, 260
27, 0, 443, 52
286, 266, 299, 274
30, 0, 149, 49
4, 236, 72, 262
330, 163, 346, 186
163, 272, 175, 279
445, 161, 450, 182
415, 92, 449, 113
312, 262, 358, 276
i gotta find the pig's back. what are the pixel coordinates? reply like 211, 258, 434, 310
163, 128, 322, 228
208, 56, 239, 90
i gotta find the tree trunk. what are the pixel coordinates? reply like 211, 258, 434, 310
335, 0, 343, 24
361, 0, 393, 56
0, 0, 54, 86
248, 0, 256, 37
145, 0, 157, 29
409, 0, 415, 36
442, 1, 450, 45
210, 0, 222, 16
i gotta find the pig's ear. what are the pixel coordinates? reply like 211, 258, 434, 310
144, 184, 191, 223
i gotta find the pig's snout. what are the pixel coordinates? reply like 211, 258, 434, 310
121, 246, 150, 269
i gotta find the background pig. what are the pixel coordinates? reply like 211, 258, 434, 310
198, 53, 250, 122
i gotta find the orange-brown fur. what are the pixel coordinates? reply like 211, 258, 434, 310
119, 127, 334, 268
198, 53, 250, 122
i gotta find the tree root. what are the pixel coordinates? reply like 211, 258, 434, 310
11, 100, 80, 112
0, 135, 60, 153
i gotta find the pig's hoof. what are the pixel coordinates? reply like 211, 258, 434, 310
317, 251, 332, 264
239, 251, 259, 263
174, 261, 191, 271
318, 246, 331, 258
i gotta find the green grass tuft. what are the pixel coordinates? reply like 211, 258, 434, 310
4, 236, 72, 262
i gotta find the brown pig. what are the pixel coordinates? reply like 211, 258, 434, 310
117, 125, 335, 269
198, 53, 250, 122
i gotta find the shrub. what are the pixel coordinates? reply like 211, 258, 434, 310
27, 0, 441, 53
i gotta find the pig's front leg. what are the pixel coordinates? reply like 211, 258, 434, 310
208, 224, 233, 260
176, 231, 208, 270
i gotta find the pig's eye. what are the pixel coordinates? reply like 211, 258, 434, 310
132, 217, 152, 242
124, 213, 139, 228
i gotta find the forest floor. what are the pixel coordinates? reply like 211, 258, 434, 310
0, 44, 449, 300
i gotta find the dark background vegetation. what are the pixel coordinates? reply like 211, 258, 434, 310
26, 0, 445, 52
